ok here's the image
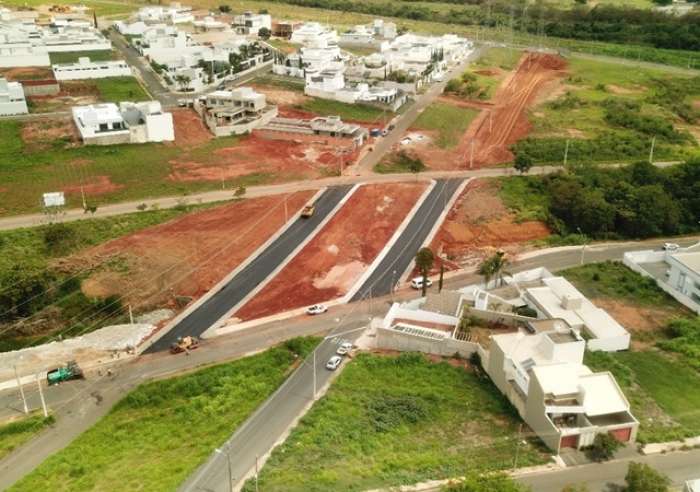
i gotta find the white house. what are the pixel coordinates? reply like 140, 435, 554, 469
372, 19, 396, 39
684, 479, 700, 492
305, 67, 346, 93
624, 242, 700, 315
304, 69, 406, 111
72, 101, 174, 145
340, 25, 374, 45
232, 11, 271, 35
136, 5, 194, 24
487, 325, 638, 454
192, 16, 228, 33
197, 87, 278, 137
0, 77, 28, 115
135, 25, 194, 59
0, 38, 50, 67
53, 57, 132, 80
290, 22, 339, 48
274, 45, 344, 78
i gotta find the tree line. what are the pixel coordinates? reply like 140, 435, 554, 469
511, 159, 700, 240
257, 0, 700, 54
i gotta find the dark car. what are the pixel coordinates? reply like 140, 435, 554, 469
388, 124, 395, 131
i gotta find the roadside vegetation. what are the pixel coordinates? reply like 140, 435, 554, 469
0, 414, 55, 460
413, 102, 478, 149
7, 337, 320, 492
0, 201, 229, 352
241, 352, 548, 492
496, 158, 700, 243
561, 262, 700, 444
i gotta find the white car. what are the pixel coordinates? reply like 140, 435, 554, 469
307, 304, 328, 315
337, 342, 353, 356
410, 277, 433, 290
663, 243, 679, 251
326, 355, 342, 370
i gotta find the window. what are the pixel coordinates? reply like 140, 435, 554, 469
99, 123, 108, 131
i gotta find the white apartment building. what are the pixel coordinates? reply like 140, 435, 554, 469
72, 101, 174, 145
290, 22, 339, 48
232, 11, 271, 35
0, 77, 28, 115
136, 5, 194, 24
53, 57, 132, 81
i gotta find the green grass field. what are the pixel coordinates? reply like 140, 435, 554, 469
0, 120, 282, 217
413, 102, 478, 149
300, 98, 387, 123
93, 77, 151, 102
49, 51, 116, 65
8, 338, 319, 492
241, 352, 548, 492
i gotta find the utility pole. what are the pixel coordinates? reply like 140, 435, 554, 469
129, 305, 133, 324
13, 365, 28, 415
469, 140, 474, 169
489, 109, 493, 133
564, 139, 570, 165
226, 442, 234, 492
577, 227, 586, 265
391, 270, 396, 299
649, 136, 656, 164
80, 185, 86, 211
513, 423, 523, 471
255, 454, 259, 492
221, 165, 225, 189
312, 350, 316, 400
36, 372, 48, 418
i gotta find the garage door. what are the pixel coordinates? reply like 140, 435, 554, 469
560, 434, 578, 448
609, 428, 632, 442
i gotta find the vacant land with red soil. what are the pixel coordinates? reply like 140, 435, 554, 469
234, 182, 427, 321
430, 179, 550, 269
408, 52, 567, 171
63, 192, 315, 309
20, 117, 82, 151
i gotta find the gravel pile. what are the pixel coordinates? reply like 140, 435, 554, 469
0, 310, 174, 382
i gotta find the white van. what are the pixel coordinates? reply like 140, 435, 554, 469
411, 277, 433, 290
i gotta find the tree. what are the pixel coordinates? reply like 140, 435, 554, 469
174, 74, 191, 93
414, 247, 435, 296
258, 27, 271, 40
591, 432, 622, 461
514, 153, 534, 174
443, 471, 532, 491
218, 5, 231, 12
622, 462, 671, 492
476, 247, 510, 290
0, 262, 55, 320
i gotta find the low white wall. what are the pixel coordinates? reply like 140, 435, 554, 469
376, 326, 478, 358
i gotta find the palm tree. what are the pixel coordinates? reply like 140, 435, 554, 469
477, 248, 510, 290
414, 247, 435, 296
174, 74, 191, 93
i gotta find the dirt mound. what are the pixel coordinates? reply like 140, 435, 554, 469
234, 182, 427, 321
430, 179, 550, 268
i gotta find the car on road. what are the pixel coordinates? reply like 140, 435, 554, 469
337, 342, 353, 355
410, 277, 433, 290
663, 243, 679, 251
307, 304, 328, 315
381, 129, 388, 136
326, 355, 342, 370
177, 99, 187, 107
388, 124, 395, 131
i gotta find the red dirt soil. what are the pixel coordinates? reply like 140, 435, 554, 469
234, 182, 427, 321
429, 179, 550, 269
410, 52, 567, 170
65, 192, 315, 309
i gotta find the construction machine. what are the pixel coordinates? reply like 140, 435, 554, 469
171, 336, 200, 354
47, 361, 84, 385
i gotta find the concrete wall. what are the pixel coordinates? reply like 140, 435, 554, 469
376, 326, 478, 358
254, 128, 357, 150
20, 80, 60, 96
0, 52, 50, 67
83, 132, 131, 146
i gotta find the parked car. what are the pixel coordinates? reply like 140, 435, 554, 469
326, 355, 342, 370
663, 243, 679, 251
337, 342, 353, 355
381, 129, 388, 136
388, 124, 395, 131
410, 277, 433, 290
307, 304, 328, 315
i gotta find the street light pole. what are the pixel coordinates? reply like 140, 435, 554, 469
391, 270, 396, 299
577, 227, 586, 265
13, 365, 28, 415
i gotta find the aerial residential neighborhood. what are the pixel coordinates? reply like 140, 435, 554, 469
1, 0, 700, 491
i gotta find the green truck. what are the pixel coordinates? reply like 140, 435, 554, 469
46, 361, 84, 385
